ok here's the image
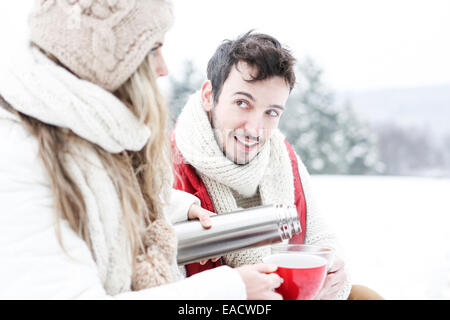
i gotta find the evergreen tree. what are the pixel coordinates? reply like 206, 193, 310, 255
337, 101, 384, 174
375, 123, 445, 176
167, 59, 204, 123
279, 57, 384, 175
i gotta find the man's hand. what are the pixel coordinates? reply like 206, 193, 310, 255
187, 204, 220, 265
315, 256, 347, 300
187, 203, 216, 228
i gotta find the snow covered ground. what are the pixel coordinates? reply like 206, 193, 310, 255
311, 175, 450, 299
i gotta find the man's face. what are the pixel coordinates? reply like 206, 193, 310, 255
201, 61, 290, 165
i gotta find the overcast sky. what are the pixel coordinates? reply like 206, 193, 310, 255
1, 0, 450, 92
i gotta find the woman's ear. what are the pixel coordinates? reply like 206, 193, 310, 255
201, 80, 213, 112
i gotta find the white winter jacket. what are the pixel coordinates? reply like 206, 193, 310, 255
0, 48, 247, 300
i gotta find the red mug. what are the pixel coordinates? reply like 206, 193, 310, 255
264, 252, 328, 300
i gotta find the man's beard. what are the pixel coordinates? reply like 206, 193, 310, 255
210, 108, 238, 164
209, 108, 260, 166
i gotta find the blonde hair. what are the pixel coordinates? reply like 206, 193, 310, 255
4, 48, 172, 275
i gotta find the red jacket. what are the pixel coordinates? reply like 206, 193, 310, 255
171, 133, 307, 276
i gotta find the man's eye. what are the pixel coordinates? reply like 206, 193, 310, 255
266, 109, 279, 117
236, 100, 249, 108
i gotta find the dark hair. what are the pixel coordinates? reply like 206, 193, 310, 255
206, 30, 296, 104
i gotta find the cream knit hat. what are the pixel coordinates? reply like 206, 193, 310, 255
28, 0, 174, 92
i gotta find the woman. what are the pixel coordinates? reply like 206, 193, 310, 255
0, 0, 282, 299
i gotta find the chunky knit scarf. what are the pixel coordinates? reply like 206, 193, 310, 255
0, 47, 178, 294
175, 92, 296, 267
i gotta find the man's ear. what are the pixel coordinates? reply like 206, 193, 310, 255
201, 80, 213, 112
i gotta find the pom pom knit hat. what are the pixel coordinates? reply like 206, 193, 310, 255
28, 0, 174, 92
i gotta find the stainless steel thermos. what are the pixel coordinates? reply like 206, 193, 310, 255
174, 204, 301, 265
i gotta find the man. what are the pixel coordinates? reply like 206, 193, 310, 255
171, 31, 381, 300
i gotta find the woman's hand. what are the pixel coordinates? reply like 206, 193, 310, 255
315, 256, 347, 300
236, 263, 283, 300
187, 203, 220, 265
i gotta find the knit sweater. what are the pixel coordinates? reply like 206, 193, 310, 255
232, 189, 262, 209
174, 91, 353, 300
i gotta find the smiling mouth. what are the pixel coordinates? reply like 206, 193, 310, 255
234, 135, 259, 148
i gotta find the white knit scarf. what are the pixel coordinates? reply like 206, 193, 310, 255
0, 46, 178, 295
175, 92, 295, 267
